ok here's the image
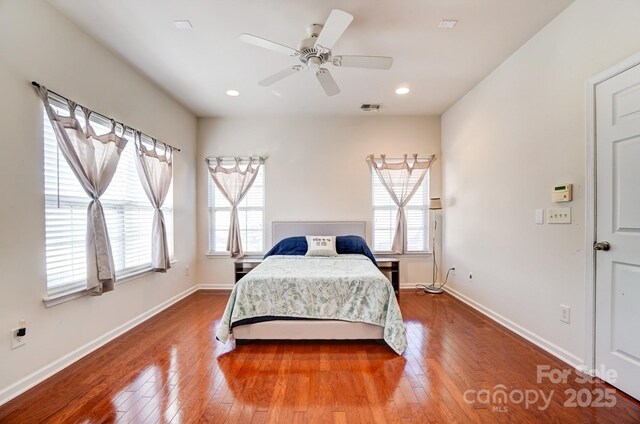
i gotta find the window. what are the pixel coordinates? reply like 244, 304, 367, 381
43, 102, 173, 295
208, 165, 265, 254
372, 166, 430, 253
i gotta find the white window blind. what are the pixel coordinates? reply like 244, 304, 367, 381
372, 166, 429, 253
208, 166, 265, 254
43, 104, 173, 295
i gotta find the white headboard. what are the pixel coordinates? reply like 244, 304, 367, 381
271, 221, 367, 246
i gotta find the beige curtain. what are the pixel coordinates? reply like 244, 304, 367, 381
206, 157, 265, 258
367, 154, 435, 254
135, 131, 173, 272
36, 86, 127, 295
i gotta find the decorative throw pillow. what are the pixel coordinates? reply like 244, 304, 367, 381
305, 235, 338, 257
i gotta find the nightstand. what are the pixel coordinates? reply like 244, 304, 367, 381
234, 258, 263, 283
375, 257, 400, 297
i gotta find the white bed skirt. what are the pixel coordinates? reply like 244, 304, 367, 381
233, 320, 384, 340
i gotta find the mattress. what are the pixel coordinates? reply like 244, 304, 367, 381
216, 254, 407, 354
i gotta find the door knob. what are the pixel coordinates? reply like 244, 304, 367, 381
593, 241, 611, 251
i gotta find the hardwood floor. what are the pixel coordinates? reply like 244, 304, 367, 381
1, 290, 639, 423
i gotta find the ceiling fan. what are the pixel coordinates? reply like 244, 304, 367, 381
239, 9, 393, 96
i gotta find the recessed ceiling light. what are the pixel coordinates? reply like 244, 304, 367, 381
395, 87, 410, 95
173, 20, 193, 30
226, 90, 240, 97
438, 20, 458, 29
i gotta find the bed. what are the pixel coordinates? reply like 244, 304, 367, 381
215, 221, 407, 354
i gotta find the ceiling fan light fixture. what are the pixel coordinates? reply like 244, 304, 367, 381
308, 56, 322, 70
226, 90, 240, 97
395, 87, 410, 95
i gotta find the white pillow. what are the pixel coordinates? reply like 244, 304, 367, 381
305, 235, 338, 257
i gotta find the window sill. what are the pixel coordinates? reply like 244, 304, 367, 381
206, 252, 265, 259
42, 260, 178, 308
374, 252, 432, 258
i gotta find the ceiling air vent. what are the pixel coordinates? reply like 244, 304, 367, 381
361, 104, 381, 112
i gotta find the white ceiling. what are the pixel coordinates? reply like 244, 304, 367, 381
48, 0, 574, 117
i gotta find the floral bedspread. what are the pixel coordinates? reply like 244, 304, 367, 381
216, 254, 407, 354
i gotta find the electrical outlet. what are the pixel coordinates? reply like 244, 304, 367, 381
10, 328, 26, 350
469, 272, 473, 281
185, 266, 190, 277
560, 305, 570, 324
450, 267, 456, 276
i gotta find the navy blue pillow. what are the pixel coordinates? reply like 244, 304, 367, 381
264, 235, 377, 266
335, 235, 377, 266
264, 236, 307, 257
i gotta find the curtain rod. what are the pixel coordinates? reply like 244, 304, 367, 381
31, 81, 181, 152
205, 156, 268, 161
366, 154, 436, 160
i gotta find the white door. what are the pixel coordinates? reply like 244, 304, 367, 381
595, 63, 640, 401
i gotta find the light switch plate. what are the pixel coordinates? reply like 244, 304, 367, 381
548, 207, 571, 224
535, 209, 544, 224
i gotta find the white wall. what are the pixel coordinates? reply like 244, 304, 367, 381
0, 0, 197, 399
196, 116, 441, 287
441, 0, 640, 366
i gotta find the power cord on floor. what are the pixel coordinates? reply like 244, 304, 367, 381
415, 267, 455, 294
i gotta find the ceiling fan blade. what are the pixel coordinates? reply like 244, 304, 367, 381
258, 66, 302, 86
314, 9, 353, 50
316, 68, 340, 96
333, 55, 393, 70
239, 33, 299, 56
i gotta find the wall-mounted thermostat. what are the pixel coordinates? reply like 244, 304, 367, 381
552, 184, 572, 203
